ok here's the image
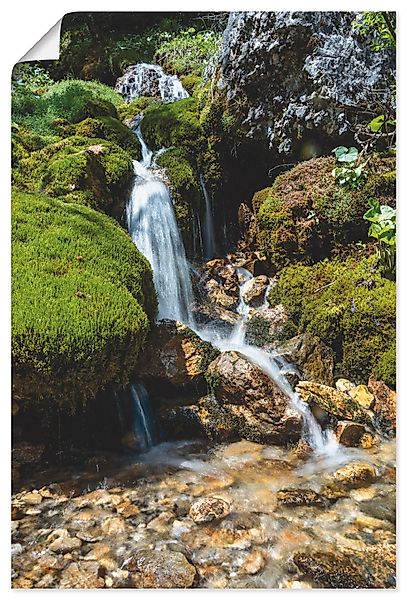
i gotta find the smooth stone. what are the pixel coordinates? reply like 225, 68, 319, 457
48, 535, 82, 554
277, 488, 327, 507
348, 385, 375, 410
127, 548, 196, 588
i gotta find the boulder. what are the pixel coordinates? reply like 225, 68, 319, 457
136, 320, 219, 393
295, 381, 372, 425
331, 462, 377, 488
348, 385, 375, 410
126, 548, 196, 588
245, 304, 289, 348
207, 351, 303, 444
293, 551, 370, 588
278, 333, 334, 386
242, 275, 270, 307
368, 376, 396, 434
335, 421, 371, 447
189, 497, 230, 523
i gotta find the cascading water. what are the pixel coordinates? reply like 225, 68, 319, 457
127, 120, 195, 324
199, 174, 216, 261
130, 383, 156, 451
125, 110, 338, 456
115, 63, 189, 102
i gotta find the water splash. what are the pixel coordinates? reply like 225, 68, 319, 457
116, 63, 189, 103
130, 383, 156, 452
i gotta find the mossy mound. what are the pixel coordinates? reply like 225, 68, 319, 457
12, 191, 156, 410
13, 135, 133, 216
252, 154, 396, 270
117, 96, 160, 123
74, 116, 140, 159
269, 257, 396, 388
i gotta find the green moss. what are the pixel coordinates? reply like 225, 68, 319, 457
74, 116, 140, 159
252, 155, 396, 268
270, 257, 396, 387
13, 136, 133, 215
374, 340, 396, 389
12, 191, 157, 410
117, 96, 160, 123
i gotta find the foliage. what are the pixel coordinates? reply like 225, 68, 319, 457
12, 191, 156, 410
13, 135, 134, 215
155, 28, 221, 76
117, 96, 159, 123
269, 256, 396, 387
12, 64, 54, 93
74, 116, 140, 158
331, 146, 367, 189
354, 11, 396, 51
363, 198, 396, 278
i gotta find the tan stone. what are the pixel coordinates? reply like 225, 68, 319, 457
59, 561, 105, 589
240, 548, 268, 575
49, 535, 82, 554
335, 378, 355, 393
349, 384, 375, 409
101, 516, 128, 536
332, 462, 377, 489
189, 497, 230, 523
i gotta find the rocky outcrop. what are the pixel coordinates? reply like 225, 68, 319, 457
296, 381, 372, 425
368, 376, 396, 434
278, 333, 334, 386
217, 12, 395, 154
136, 320, 219, 394
207, 351, 303, 444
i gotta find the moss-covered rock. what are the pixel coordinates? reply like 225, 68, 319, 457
74, 116, 141, 159
13, 135, 134, 216
117, 96, 160, 124
269, 256, 396, 387
252, 154, 396, 269
12, 191, 156, 410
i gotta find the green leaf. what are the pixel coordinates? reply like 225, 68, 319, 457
332, 146, 359, 163
369, 115, 386, 133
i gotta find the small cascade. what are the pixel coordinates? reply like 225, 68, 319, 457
127, 120, 195, 324
199, 175, 216, 261
192, 209, 204, 261
130, 383, 156, 452
116, 63, 189, 103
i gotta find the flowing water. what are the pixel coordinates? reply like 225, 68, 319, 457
127, 122, 337, 456
115, 63, 189, 103
199, 174, 216, 261
130, 383, 156, 452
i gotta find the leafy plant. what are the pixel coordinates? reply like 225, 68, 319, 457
155, 28, 221, 76
331, 146, 367, 189
363, 198, 396, 278
354, 11, 396, 51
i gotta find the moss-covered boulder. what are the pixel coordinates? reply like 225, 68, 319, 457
13, 135, 134, 217
252, 154, 396, 270
74, 116, 141, 159
269, 257, 396, 387
12, 191, 156, 410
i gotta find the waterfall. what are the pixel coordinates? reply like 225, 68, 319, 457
127, 120, 195, 324
199, 175, 215, 261
115, 63, 189, 103
130, 383, 156, 451
125, 115, 337, 456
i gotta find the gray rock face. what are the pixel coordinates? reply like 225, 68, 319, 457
217, 12, 395, 153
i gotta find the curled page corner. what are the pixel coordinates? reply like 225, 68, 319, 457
19, 19, 62, 62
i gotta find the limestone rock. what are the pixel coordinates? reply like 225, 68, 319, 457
127, 548, 196, 588
59, 561, 105, 589
293, 551, 370, 588
136, 320, 218, 392
277, 489, 327, 507
189, 497, 230, 523
207, 351, 303, 444
335, 378, 355, 394
335, 421, 370, 447
331, 462, 377, 489
242, 275, 269, 307
348, 385, 375, 410
295, 381, 372, 425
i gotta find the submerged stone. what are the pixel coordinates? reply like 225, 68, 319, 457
189, 497, 230, 523
126, 548, 196, 588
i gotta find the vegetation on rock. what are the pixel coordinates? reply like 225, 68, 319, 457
12, 191, 156, 410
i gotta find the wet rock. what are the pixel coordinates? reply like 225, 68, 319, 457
335, 421, 370, 447
242, 275, 269, 307
277, 333, 334, 386
101, 516, 128, 537
245, 304, 289, 348
368, 376, 396, 434
335, 378, 355, 393
59, 561, 105, 588
136, 320, 218, 392
48, 535, 82, 554
239, 547, 268, 575
146, 510, 175, 533
116, 501, 140, 518
189, 497, 230, 523
331, 462, 377, 489
359, 491, 396, 525
293, 551, 370, 588
83, 543, 112, 561
76, 527, 104, 543
206, 279, 238, 310
296, 381, 372, 425
277, 489, 327, 507
348, 385, 375, 410
127, 548, 196, 588
208, 351, 303, 444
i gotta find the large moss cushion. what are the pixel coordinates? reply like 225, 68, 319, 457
12, 192, 157, 409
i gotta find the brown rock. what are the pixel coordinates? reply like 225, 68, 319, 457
293, 551, 370, 588
189, 497, 230, 523
208, 351, 303, 444
101, 516, 128, 537
21, 492, 43, 505
332, 462, 377, 489
48, 535, 82, 554
277, 489, 327, 507
127, 549, 196, 588
206, 279, 238, 309
242, 275, 269, 307
83, 543, 111, 561
348, 385, 375, 410
240, 548, 268, 575
335, 421, 368, 447
368, 376, 396, 433
59, 561, 105, 589
116, 502, 140, 518
278, 333, 334, 386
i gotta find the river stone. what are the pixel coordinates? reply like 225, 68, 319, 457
59, 561, 105, 588
335, 378, 355, 393
277, 333, 334, 386
189, 497, 230, 523
293, 551, 370, 588
48, 535, 82, 554
207, 351, 303, 444
242, 275, 269, 307
206, 279, 238, 310
335, 421, 369, 447
127, 548, 196, 588
331, 462, 377, 489
368, 376, 396, 434
295, 381, 372, 425
277, 489, 327, 507
136, 320, 218, 392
